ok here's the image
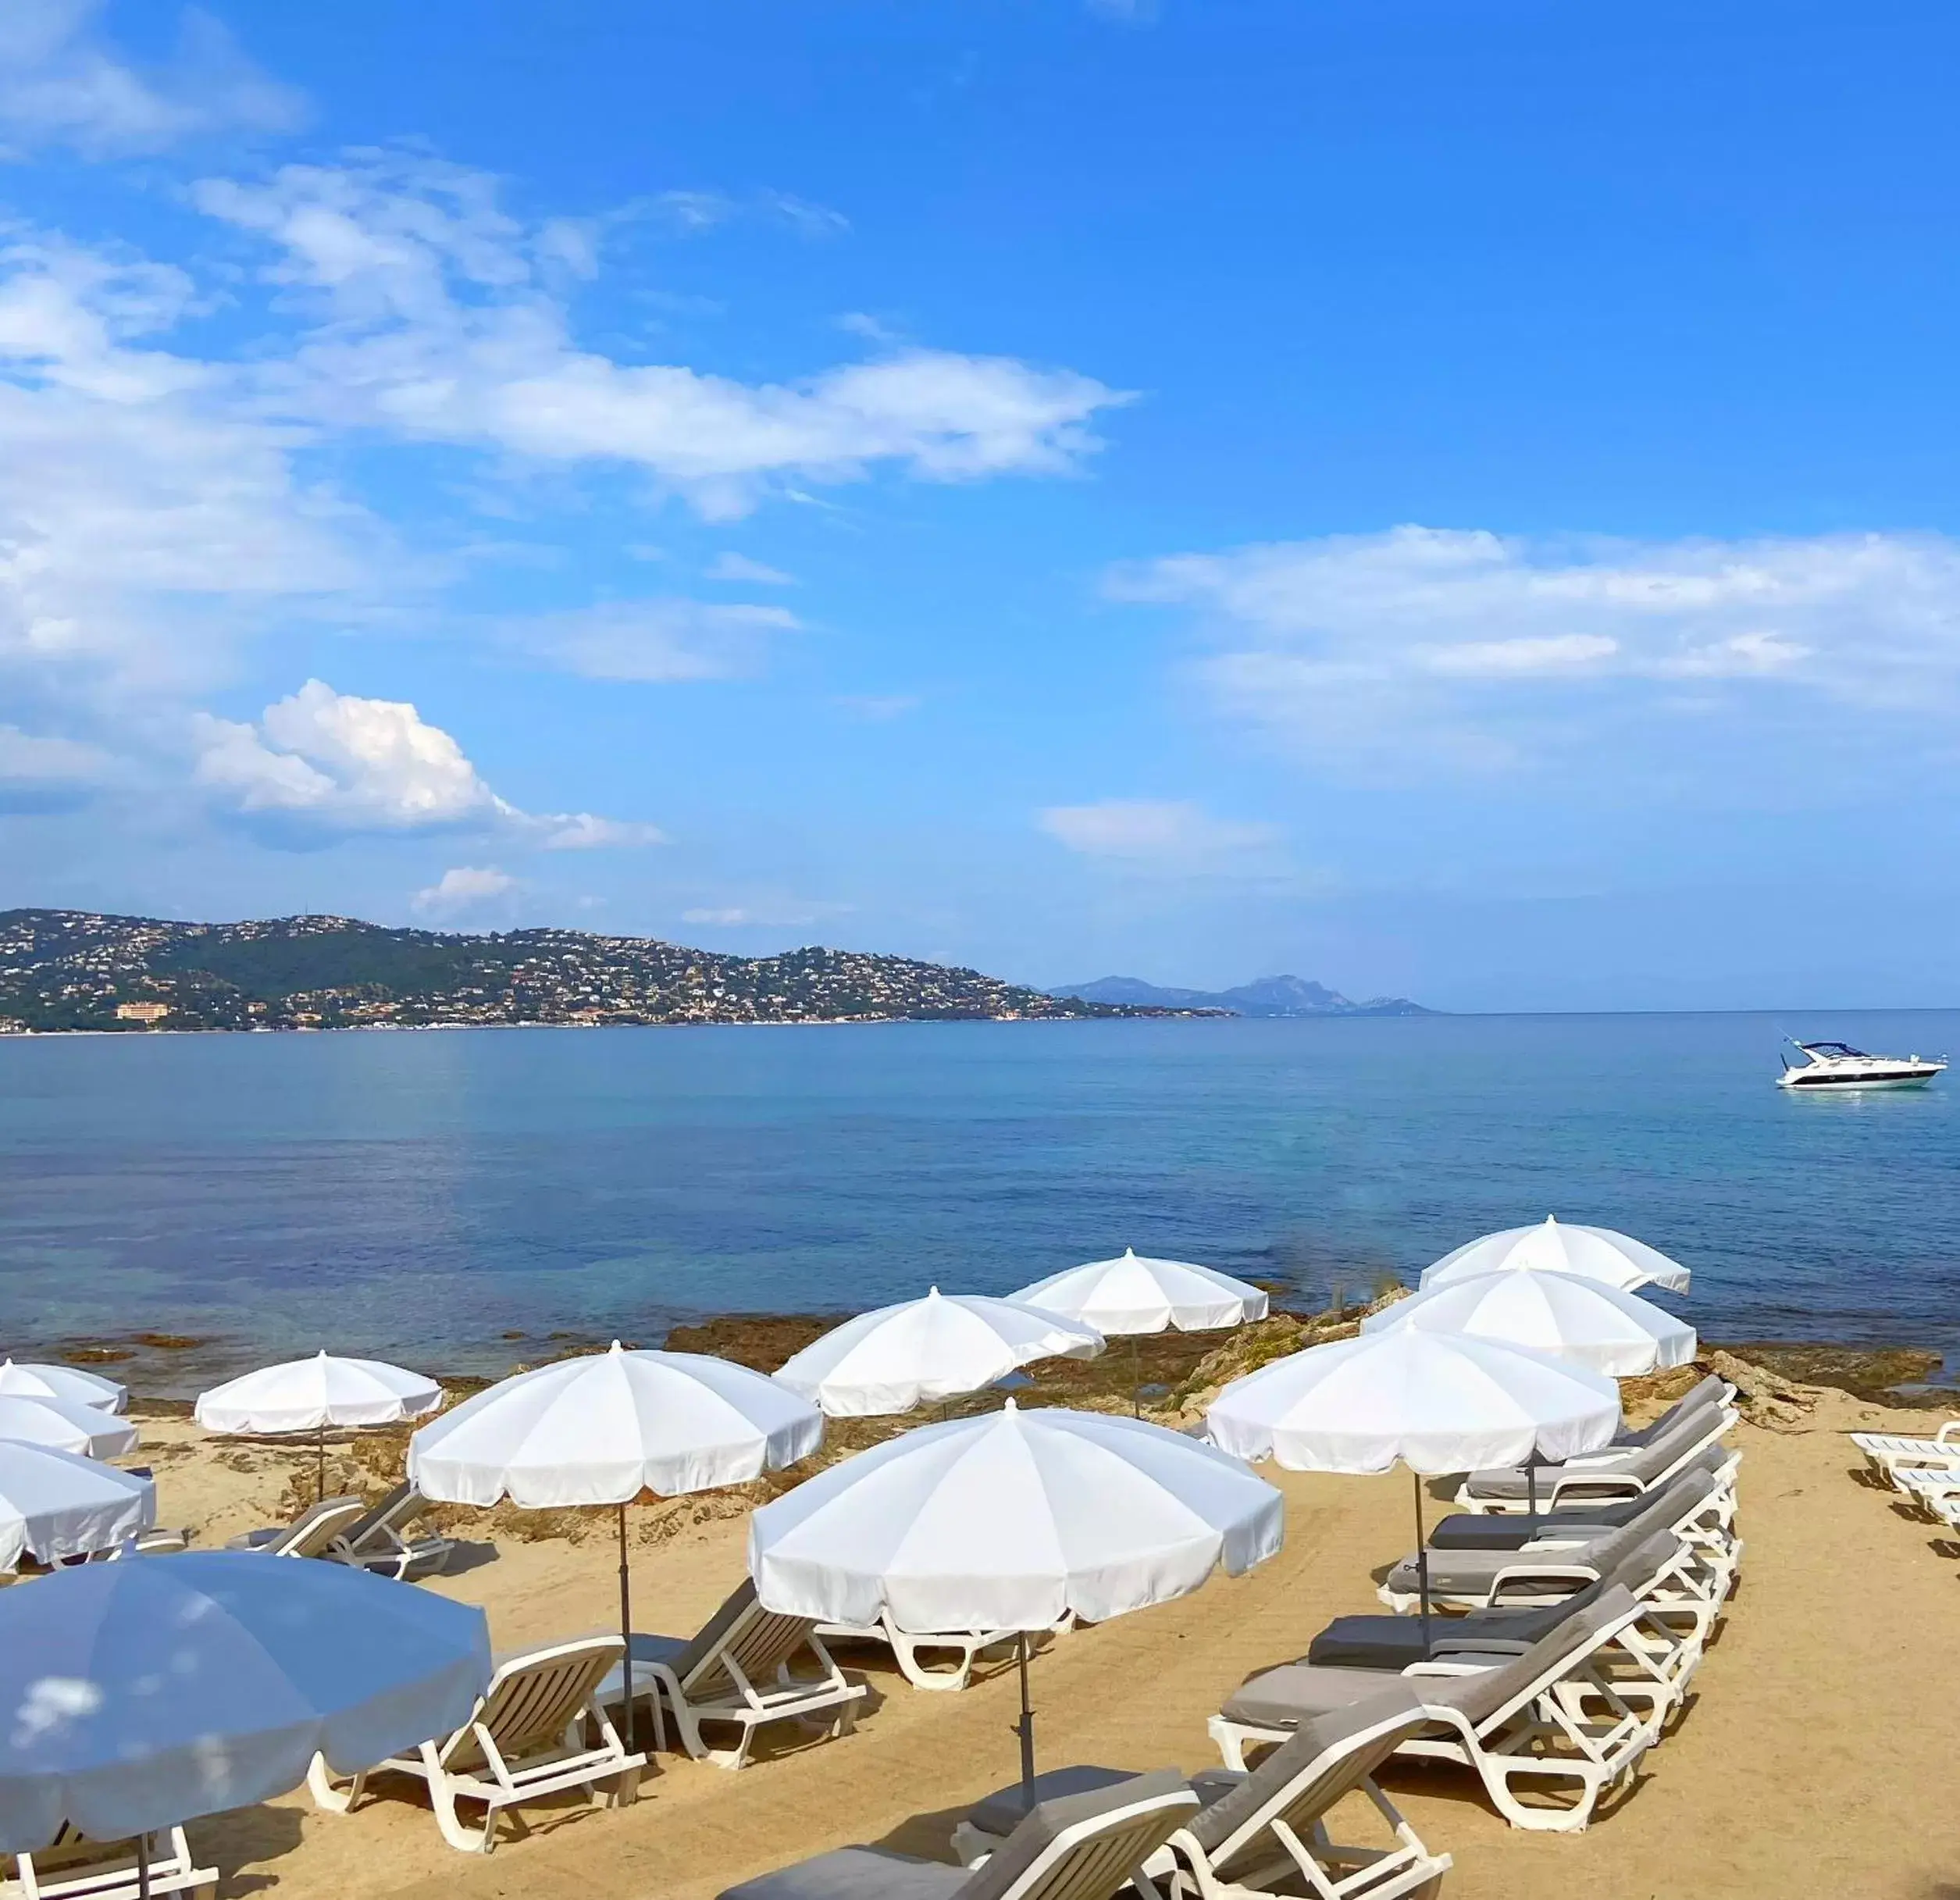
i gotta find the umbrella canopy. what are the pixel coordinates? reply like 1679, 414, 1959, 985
750, 1399, 1282, 1633
194, 1353, 443, 1435
1419, 1216, 1692, 1294
1206, 1328, 1621, 1476
0, 1396, 138, 1460
772, 1289, 1104, 1418
409, 1342, 823, 1508
0, 1361, 127, 1413
0, 1552, 490, 1853
0, 1444, 155, 1573
1363, 1268, 1697, 1376
1010, 1250, 1269, 1336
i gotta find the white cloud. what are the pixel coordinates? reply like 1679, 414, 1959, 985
537, 812, 665, 850
191, 154, 1128, 519
704, 552, 795, 585
412, 864, 516, 918
1039, 799, 1281, 868
1113, 526, 1960, 776
0, 2, 305, 158
509, 599, 800, 683
191, 679, 660, 848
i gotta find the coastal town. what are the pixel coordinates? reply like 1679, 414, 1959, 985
0, 909, 1156, 1033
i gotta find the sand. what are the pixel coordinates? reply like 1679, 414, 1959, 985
50, 1388, 1960, 1899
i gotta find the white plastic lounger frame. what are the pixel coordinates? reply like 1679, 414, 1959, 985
225, 1495, 368, 1560
1455, 1408, 1736, 1514
1850, 1424, 1960, 1486
603, 1581, 866, 1770
326, 1482, 457, 1581
1894, 1466, 1960, 1527
307, 1634, 644, 1853
7, 1825, 216, 1900
1210, 1589, 1658, 1834
817, 1610, 1022, 1692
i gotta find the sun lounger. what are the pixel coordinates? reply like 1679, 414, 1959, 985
598, 1578, 866, 1770
1850, 1423, 1960, 1486
1317, 1528, 1702, 1675
1379, 1470, 1727, 1613
1427, 1446, 1738, 1551
1453, 1406, 1735, 1513
224, 1495, 368, 1560
1608, 1375, 1733, 1449
1894, 1466, 1960, 1527
6, 1824, 216, 1900
950, 1689, 1449, 1900
324, 1481, 458, 1581
817, 1611, 1072, 1693
718, 1768, 1198, 1900
307, 1634, 645, 1853
816, 1612, 1022, 1692
1211, 1587, 1656, 1833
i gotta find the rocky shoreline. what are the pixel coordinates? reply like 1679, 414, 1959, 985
62, 1299, 1955, 1420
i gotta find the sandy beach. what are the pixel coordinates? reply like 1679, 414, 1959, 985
83, 1367, 1956, 1900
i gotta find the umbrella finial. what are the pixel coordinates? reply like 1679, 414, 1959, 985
928, 1285, 940, 1298
1542, 1214, 1559, 1228
1003, 1396, 1019, 1414
608, 1339, 625, 1354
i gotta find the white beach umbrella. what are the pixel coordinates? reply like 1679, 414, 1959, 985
0, 1442, 155, 1573
1419, 1215, 1692, 1294
1363, 1269, 1698, 1377
410, 1342, 824, 1739
196, 1352, 443, 1501
0, 1395, 138, 1460
194, 1353, 442, 1434
0, 1360, 127, 1413
772, 1288, 1103, 1418
1206, 1328, 1619, 1645
1012, 1249, 1269, 1415
750, 1399, 1281, 1797
0, 1553, 490, 1891
1012, 1250, 1269, 1335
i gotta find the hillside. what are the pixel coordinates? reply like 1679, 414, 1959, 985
1049, 973, 1433, 1017
0, 910, 1169, 1033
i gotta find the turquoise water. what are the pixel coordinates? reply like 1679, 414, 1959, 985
0, 1012, 1955, 1387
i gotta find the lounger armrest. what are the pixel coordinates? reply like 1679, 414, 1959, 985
1400, 1658, 1499, 1676
1543, 1474, 1642, 1508
1937, 1421, 1960, 1446
1485, 1562, 1601, 1606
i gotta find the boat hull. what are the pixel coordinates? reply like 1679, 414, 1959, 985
1777, 1069, 1944, 1091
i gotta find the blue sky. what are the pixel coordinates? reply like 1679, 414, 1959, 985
5, 1, 1960, 1010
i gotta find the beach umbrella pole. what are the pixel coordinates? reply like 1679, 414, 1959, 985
316, 1423, 326, 1505
616, 1502, 640, 1751
1412, 1471, 1431, 1659
136, 1834, 148, 1900
1130, 1335, 1141, 1419
1015, 1631, 1036, 1804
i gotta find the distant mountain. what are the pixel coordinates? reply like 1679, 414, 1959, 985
1049, 974, 1434, 1018
0, 909, 1187, 1034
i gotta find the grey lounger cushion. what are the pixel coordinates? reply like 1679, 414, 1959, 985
1463, 1406, 1723, 1499
1312, 1528, 1683, 1670
1224, 1588, 1641, 1738
720, 1848, 971, 1900
725, 1768, 1193, 1900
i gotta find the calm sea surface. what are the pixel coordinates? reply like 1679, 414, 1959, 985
2, 1012, 1956, 1388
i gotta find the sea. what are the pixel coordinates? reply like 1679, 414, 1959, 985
1, 1010, 1956, 1390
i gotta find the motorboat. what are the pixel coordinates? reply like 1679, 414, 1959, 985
1776, 1039, 1946, 1091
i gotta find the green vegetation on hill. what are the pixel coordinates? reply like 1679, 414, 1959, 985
0, 909, 1159, 1033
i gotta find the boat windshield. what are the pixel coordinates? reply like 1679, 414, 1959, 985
1800, 1042, 1869, 1059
